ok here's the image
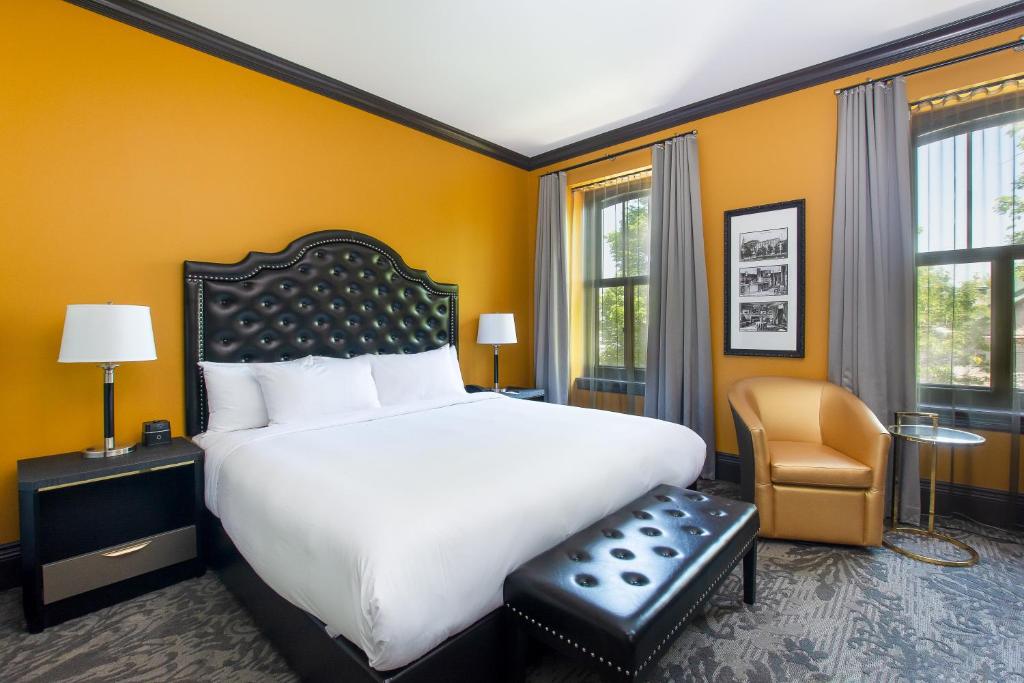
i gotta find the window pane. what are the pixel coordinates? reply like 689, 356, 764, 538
634, 284, 648, 370
625, 195, 650, 277
916, 134, 967, 252
917, 262, 992, 387
971, 123, 1024, 248
1016, 259, 1024, 390
601, 201, 624, 278
598, 286, 625, 367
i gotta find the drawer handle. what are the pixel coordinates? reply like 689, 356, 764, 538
102, 541, 152, 558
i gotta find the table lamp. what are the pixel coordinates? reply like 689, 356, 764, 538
58, 304, 157, 458
477, 313, 516, 392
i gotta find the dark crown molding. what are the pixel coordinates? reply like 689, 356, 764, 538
63, 0, 531, 169
65, 1, 1024, 172
527, 1, 1024, 170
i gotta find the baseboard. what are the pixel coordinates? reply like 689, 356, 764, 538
0, 542, 20, 591
922, 480, 1024, 529
715, 452, 741, 484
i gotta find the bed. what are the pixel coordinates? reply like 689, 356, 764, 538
184, 230, 706, 681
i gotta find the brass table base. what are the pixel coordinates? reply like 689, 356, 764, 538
883, 525, 980, 567
887, 412, 986, 568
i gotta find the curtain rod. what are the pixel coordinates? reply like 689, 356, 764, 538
908, 72, 1024, 107
543, 130, 696, 177
572, 168, 652, 192
834, 36, 1024, 95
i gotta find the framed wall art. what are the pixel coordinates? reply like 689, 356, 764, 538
724, 199, 805, 357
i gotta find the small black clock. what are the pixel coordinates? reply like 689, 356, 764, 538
142, 419, 171, 447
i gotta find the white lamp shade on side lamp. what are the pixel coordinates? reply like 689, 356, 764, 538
58, 304, 157, 363
477, 313, 517, 345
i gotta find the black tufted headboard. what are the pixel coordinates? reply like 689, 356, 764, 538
183, 230, 458, 436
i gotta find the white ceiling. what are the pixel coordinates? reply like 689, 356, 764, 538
147, 0, 1010, 157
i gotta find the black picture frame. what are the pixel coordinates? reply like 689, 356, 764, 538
724, 199, 805, 358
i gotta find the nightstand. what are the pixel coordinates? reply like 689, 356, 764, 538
499, 387, 546, 402
18, 438, 204, 632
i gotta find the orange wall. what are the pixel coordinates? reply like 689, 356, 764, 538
3, 5, 1020, 544
530, 28, 1024, 482
0, 1, 532, 542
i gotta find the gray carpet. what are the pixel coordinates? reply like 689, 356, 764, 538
1, 481, 1021, 682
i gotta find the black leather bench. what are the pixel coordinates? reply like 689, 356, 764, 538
503, 484, 758, 681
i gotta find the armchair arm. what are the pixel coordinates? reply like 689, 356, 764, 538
820, 386, 890, 489
728, 389, 772, 503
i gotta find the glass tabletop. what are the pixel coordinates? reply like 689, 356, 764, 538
888, 424, 986, 446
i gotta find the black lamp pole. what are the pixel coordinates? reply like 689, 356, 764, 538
492, 344, 500, 392
84, 362, 136, 458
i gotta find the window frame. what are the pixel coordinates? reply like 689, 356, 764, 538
914, 115, 1024, 411
584, 186, 650, 386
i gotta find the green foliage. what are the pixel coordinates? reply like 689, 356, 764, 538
597, 199, 649, 368
917, 265, 991, 386
598, 287, 625, 366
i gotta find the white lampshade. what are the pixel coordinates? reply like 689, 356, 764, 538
477, 313, 517, 345
58, 304, 157, 363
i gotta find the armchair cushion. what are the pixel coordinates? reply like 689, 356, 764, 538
768, 441, 873, 489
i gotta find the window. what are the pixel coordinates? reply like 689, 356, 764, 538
581, 173, 651, 389
914, 95, 1024, 410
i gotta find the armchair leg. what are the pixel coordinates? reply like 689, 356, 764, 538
742, 542, 756, 605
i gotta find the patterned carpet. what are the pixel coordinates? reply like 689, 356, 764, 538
0, 482, 1021, 682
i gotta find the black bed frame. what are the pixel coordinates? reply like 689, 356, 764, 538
184, 230, 511, 681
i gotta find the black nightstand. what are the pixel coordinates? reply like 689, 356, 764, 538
18, 438, 204, 632
499, 387, 546, 402
465, 385, 546, 401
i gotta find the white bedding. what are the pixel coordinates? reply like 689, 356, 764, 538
195, 393, 705, 671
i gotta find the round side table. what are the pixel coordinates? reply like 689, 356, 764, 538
886, 411, 986, 567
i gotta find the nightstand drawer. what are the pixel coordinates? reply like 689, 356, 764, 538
42, 525, 197, 605
37, 463, 196, 564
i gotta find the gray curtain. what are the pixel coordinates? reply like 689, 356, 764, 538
829, 78, 919, 524
645, 134, 716, 478
534, 171, 569, 404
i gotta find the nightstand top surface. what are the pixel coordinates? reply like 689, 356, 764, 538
500, 387, 545, 400
18, 438, 202, 491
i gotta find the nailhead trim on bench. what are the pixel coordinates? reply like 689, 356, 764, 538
506, 533, 756, 679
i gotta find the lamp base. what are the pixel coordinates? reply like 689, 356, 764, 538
83, 443, 137, 459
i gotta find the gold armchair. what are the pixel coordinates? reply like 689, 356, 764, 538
728, 377, 890, 546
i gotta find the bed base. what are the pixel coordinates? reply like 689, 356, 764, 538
205, 513, 509, 682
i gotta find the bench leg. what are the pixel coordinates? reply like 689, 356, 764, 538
742, 542, 756, 605
506, 620, 528, 683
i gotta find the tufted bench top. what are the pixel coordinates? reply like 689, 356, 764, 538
503, 484, 758, 681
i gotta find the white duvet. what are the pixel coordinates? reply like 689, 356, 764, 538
195, 393, 705, 671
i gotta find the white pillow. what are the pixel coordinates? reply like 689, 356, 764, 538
199, 358, 306, 432
368, 345, 467, 406
251, 355, 381, 425
448, 344, 465, 388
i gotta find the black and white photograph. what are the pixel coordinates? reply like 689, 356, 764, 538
739, 265, 788, 297
739, 228, 788, 262
725, 199, 805, 357
739, 301, 788, 332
